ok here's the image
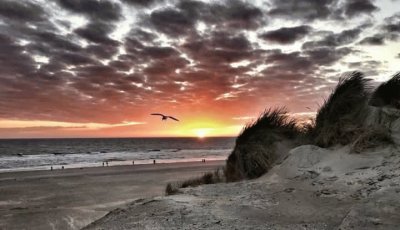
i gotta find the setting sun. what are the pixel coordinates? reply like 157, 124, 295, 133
194, 128, 213, 138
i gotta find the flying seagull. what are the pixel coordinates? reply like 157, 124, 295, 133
151, 113, 179, 121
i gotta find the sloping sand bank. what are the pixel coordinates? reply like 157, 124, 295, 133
85, 145, 400, 229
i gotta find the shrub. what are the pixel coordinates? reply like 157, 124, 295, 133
225, 107, 301, 181
312, 72, 371, 147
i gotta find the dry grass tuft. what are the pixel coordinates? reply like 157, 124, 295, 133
369, 72, 400, 109
165, 182, 180, 195
165, 169, 224, 195
225, 107, 301, 181
312, 72, 371, 147
350, 127, 393, 153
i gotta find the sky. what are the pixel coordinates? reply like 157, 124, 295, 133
0, 0, 399, 138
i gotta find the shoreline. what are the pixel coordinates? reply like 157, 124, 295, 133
0, 156, 228, 174
0, 160, 225, 230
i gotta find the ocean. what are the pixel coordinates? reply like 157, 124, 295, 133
0, 137, 235, 172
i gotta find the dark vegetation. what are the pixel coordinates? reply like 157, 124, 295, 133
166, 71, 400, 195
370, 73, 400, 109
225, 108, 301, 181
350, 127, 393, 153
165, 169, 224, 195
311, 72, 371, 147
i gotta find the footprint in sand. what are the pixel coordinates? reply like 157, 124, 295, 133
315, 189, 338, 197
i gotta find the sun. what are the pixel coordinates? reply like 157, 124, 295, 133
196, 129, 207, 138
194, 128, 213, 138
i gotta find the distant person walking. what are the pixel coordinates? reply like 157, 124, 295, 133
132, 160, 135, 165
153, 160, 156, 164
106, 161, 109, 166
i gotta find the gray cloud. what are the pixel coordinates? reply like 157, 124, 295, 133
303, 24, 368, 49
343, 0, 378, 17
260, 26, 312, 44
149, 8, 196, 36
0, 0, 46, 22
358, 13, 400, 45
359, 35, 385, 45
122, 0, 159, 7
268, 0, 336, 21
74, 22, 119, 46
57, 0, 122, 21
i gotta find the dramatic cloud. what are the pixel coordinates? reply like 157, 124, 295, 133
260, 26, 311, 44
74, 21, 119, 46
359, 35, 385, 45
0, 0, 46, 21
268, 0, 335, 21
149, 8, 196, 36
57, 0, 122, 21
358, 13, 400, 46
343, 0, 378, 17
0, 0, 398, 137
303, 24, 368, 49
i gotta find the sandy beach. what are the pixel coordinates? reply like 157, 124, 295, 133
0, 160, 224, 230
85, 145, 400, 230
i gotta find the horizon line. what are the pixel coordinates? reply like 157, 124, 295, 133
0, 135, 237, 140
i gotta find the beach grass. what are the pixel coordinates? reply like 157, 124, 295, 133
369, 72, 400, 108
166, 71, 400, 194
350, 127, 393, 153
225, 107, 301, 181
165, 168, 224, 195
311, 71, 371, 147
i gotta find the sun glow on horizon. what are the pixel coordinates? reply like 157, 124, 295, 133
168, 116, 244, 138
194, 128, 214, 138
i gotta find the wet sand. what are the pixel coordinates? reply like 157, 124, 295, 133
0, 160, 224, 230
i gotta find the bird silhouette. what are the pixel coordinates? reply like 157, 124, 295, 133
151, 113, 179, 121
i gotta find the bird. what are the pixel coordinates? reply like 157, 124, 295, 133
151, 113, 179, 121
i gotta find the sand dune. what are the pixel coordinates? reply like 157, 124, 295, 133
84, 144, 400, 229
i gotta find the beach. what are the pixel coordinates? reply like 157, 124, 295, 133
85, 145, 400, 230
0, 160, 224, 230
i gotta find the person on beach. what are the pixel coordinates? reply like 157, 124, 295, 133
61, 166, 64, 170
102, 162, 104, 167
132, 160, 135, 165
153, 160, 156, 164
51, 166, 53, 170
106, 161, 109, 166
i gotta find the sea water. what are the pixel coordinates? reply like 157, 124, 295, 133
0, 137, 235, 172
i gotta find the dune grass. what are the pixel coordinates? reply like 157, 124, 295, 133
165, 169, 224, 195
165, 71, 400, 194
369, 72, 400, 108
225, 107, 301, 181
312, 72, 371, 147
350, 127, 393, 153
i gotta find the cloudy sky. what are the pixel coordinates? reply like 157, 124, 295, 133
0, 0, 399, 138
